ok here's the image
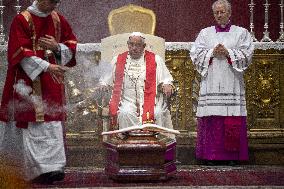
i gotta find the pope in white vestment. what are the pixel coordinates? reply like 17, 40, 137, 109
190, 0, 254, 164
100, 32, 174, 131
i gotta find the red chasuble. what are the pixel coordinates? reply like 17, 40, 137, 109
109, 51, 157, 126
0, 10, 77, 128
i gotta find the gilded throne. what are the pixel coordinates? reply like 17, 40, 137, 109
102, 4, 173, 133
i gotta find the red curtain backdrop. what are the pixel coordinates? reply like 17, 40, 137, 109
3, 0, 280, 42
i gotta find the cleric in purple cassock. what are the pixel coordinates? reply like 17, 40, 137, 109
190, 0, 254, 164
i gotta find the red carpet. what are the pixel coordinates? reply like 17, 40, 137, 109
31, 166, 284, 188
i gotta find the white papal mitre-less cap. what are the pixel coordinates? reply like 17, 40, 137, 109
129, 32, 145, 39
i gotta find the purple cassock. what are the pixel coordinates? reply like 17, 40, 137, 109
196, 116, 249, 161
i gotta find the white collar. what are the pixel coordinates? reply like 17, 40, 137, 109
27, 1, 50, 17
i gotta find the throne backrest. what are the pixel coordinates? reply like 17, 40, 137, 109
108, 4, 156, 35
101, 33, 165, 63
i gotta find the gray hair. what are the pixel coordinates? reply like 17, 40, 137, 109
212, 0, 231, 13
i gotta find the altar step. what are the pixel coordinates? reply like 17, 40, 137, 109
66, 143, 284, 167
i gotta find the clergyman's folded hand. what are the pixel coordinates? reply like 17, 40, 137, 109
162, 84, 173, 97
38, 35, 59, 51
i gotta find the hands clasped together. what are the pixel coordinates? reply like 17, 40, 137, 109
161, 84, 173, 97
212, 44, 229, 59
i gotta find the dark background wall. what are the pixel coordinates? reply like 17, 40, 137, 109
2, 0, 281, 43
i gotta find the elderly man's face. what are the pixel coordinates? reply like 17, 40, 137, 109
213, 3, 231, 26
37, 0, 60, 14
127, 36, 146, 60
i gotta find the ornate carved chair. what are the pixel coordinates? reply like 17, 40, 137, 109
108, 4, 156, 35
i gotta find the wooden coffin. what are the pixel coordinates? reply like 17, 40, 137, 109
104, 131, 176, 181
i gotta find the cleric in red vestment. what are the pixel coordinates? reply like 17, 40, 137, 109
0, 0, 77, 184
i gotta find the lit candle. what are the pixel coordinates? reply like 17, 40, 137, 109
15, 0, 21, 14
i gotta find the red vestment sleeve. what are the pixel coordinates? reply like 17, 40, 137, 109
7, 14, 36, 68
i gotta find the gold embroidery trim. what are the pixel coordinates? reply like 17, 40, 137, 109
21, 10, 44, 121
64, 40, 77, 44
12, 47, 24, 59
21, 11, 37, 53
51, 11, 61, 42
32, 78, 45, 122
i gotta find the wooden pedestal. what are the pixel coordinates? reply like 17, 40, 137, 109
104, 132, 176, 181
